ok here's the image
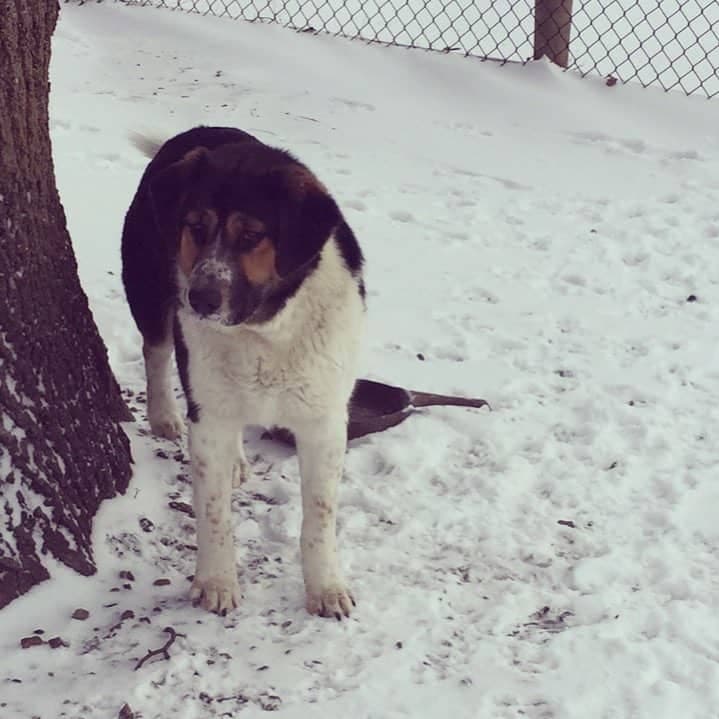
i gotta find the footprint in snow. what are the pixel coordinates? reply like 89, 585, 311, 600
345, 199, 367, 212
51, 119, 72, 132
389, 210, 414, 223
667, 148, 702, 162
473, 288, 499, 304
561, 274, 587, 287
331, 97, 375, 112
618, 137, 647, 153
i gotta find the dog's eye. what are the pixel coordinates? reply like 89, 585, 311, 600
241, 230, 264, 249
188, 223, 208, 245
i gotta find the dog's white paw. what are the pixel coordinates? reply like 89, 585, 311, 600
232, 453, 251, 488
190, 576, 241, 615
305, 583, 356, 620
148, 403, 184, 440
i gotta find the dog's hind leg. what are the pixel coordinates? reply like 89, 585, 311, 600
122, 205, 183, 438
232, 429, 251, 488
144, 316, 183, 439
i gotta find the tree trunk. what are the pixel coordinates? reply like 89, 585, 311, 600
0, 0, 133, 609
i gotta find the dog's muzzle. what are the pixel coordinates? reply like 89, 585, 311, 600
186, 275, 265, 326
188, 286, 222, 317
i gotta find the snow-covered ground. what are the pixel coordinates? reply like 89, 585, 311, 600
2, 3, 719, 717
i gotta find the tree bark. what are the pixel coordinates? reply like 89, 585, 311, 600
0, 0, 133, 609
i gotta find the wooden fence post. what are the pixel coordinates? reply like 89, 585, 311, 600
533, 0, 574, 68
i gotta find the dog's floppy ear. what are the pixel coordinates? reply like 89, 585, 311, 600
268, 167, 341, 277
148, 147, 207, 236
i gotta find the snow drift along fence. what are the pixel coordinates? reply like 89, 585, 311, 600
124, 0, 719, 98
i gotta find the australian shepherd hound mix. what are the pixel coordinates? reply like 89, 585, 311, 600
121, 126, 365, 619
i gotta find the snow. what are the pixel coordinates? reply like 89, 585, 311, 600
1, 2, 719, 718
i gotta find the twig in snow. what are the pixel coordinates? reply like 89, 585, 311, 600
133, 626, 185, 671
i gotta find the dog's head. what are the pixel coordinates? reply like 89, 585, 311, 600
149, 141, 340, 326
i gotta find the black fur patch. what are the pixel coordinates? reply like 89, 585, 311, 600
173, 316, 199, 423
334, 221, 364, 277
247, 253, 322, 325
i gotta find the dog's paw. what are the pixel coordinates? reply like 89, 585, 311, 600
305, 584, 356, 620
232, 453, 251, 489
190, 576, 241, 615
148, 407, 184, 440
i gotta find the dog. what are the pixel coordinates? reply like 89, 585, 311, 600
121, 126, 365, 619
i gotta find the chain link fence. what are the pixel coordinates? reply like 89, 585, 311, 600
122, 1, 719, 98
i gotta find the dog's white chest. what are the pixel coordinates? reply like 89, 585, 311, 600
180, 318, 357, 431
178, 240, 365, 430
184, 327, 284, 424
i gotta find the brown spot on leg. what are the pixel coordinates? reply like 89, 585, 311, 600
314, 498, 332, 513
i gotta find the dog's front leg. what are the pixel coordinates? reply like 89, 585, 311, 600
188, 418, 240, 614
295, 424, 354, 619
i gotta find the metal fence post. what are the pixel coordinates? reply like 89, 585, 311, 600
533, 0, 574, 68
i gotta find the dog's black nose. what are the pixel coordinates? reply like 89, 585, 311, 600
189, 287, 222, 316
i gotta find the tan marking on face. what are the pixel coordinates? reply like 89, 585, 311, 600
178, 209, 219, 276
179, 227, 199, 277
240, 237, 279, 286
